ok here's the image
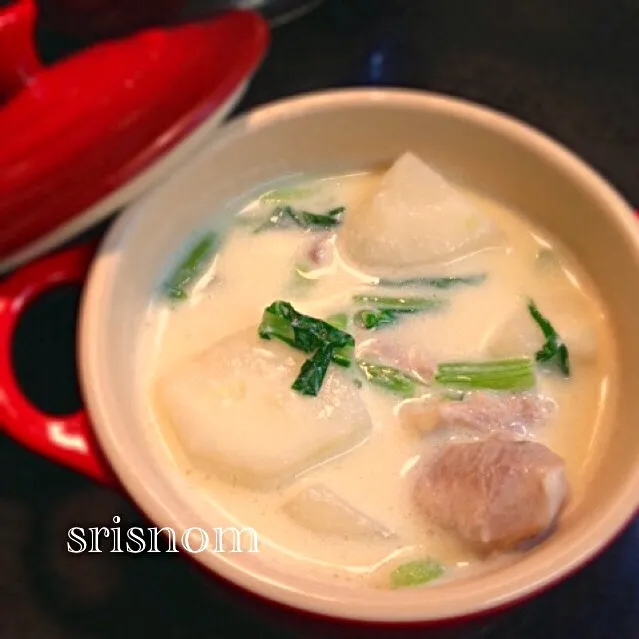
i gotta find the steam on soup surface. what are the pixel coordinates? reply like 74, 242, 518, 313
142, 151, 615, 589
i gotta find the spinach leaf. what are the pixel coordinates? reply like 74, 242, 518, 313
352, 294, 447, 330
353, 308, 398, 330
258, 301, 356, 396
357, 360, 426, 398
254, 205, 345, 233
434, 357, 536, 391
389, 559, 444, 589
291, 343, 334, 396
162, 233, 217, 300
527, 300, 570, 376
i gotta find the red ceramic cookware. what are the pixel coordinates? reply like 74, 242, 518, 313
0, 0, 269, 273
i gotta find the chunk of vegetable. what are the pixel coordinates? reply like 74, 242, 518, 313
158, 327, 371, 489
353, 308, 398, 330
291, 343, 334, 396
357, 360, 427, 398
352, 294, 447, 330
528, 300, 570, 376
389, 559, 444, 589
337, 151, 502, 271
259, 301, 356, 396
162, 233, 217, 300
283, 484, 394, 538
434, 358, 535, 391
258, 301, 354, 368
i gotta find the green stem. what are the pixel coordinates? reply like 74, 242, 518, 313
434, 357, 535, 390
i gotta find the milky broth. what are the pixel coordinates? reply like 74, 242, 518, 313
139, 169, 615, 588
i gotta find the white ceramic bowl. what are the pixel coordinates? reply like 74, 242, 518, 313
4, 88, 639, 624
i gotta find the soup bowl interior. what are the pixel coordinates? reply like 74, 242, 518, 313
79, 89, 639, 623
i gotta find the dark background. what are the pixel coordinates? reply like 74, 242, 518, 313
2, 0, 638, 637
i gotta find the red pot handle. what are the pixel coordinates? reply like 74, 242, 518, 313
0, 242, 113, 483
0, 0, 42, 101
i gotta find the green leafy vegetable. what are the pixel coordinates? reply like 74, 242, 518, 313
389, 559, 444, 589
326, 313, 348, 330
352, 294, 447, 330
290, 206, 344, 228
259, 301, 354, 367
378, 274, 487, 289
254, 205, 345, 233
258, 301, 357, 396
353, 308, 397, 330
162, 233, 217, 300
260, 186, 314, 204
353, 294, 446, 312
434, 357, 535, 391
527, 300, 570, 376
357, 360, 426, 398
291, 343, 333, 396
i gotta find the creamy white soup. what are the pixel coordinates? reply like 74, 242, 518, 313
140, 151, 615, 590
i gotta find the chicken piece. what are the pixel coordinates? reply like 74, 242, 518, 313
283, 484, 394, 539
337, 151, 503, 273
413, 439, 568, 550
295, 232, 333, 271
306, 233, 332, 267
356, 338, 435, 382
401, 391, 555, 436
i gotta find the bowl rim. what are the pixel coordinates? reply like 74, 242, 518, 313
78, 87, 639, 623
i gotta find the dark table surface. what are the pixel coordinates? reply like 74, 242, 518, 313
2, 1, 639, 637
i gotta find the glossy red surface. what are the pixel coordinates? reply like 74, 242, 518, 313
0, 241, 112, 483
0, 0, 268, 260
0, 0, 40, 99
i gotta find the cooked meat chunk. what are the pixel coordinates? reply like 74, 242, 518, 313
356, 338, 434, 382
413, 439, 568, 550
402, 391, 555, 436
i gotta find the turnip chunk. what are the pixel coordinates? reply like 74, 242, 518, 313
283, 484, 394, 538
156, 327, 372, 489
414, 439, 568, 550
487, 304, 598, 363
337, 151, 503, 272
401, 391, 555, 437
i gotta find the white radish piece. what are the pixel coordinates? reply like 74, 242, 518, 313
283, 484, 394, 538
156, 327, 372, 489
337, 151, 503, 272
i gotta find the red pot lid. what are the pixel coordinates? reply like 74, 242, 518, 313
0, 0, 269, 272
